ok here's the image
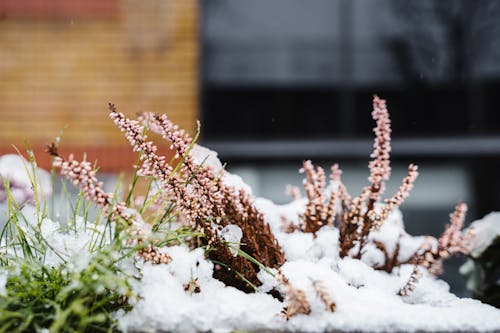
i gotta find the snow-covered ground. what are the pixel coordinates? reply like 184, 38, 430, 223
1, 153, 499, 333
116, 199, 500, 333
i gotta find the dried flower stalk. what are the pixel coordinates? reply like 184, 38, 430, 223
398, 265, 422, 296
297, 96, 418, 259
367, 95, 392, 202
47, 144, 171, 265
276, 271, 311, 319
373, 239, 401, 273
412, 202, 471, 275
354, 98, 415, 257
300, 160, 329, 235
375, 164, 419, 229
143, 111, 284, 271
110, 104, 218, 244
113, 105, 284, 292
298, 161, 342, 236
151, 113, 225, 218
292, 96, 472, 277
312, 280, 336, 312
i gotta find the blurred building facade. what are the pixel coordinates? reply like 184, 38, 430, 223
0, 0, 199, 171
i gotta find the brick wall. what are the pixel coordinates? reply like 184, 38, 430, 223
0, 0, 198, 171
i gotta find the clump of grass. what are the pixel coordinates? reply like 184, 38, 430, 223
0, 249, 131, 333
0, 150, 138, 332
0, 141, 213, 331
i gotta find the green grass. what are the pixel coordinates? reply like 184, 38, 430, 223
0, 249, 131, 333
0, 150, 147, 332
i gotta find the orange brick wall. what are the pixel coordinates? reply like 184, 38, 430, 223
0, 1, 198, 171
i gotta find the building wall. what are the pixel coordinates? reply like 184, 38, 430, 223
0, 0, 198, 171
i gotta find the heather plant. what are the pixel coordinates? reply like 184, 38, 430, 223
0, 95, 493, 332
110, 104, 284, 292
106, 96, 475, 306
287, 96, 473, 285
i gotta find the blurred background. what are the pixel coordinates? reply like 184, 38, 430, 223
1, 0, 500, 296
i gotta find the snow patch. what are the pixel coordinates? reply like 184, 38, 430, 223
116, 199, 500, 333
0, 154, 51, 204
467, 212, 500, 257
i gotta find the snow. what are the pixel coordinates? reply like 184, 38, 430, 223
222, 172, 253, 195
0, 154, 52, 204
14, 210, 494, 333
466, 212, 500, 257
118, 247, 283, 333
117, 242, 500, 333
0, 270, 7, 296
117, 197, 500, 333
4, 205, 112, 272
220, 224, 243, 256
191, 144, 223, 174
